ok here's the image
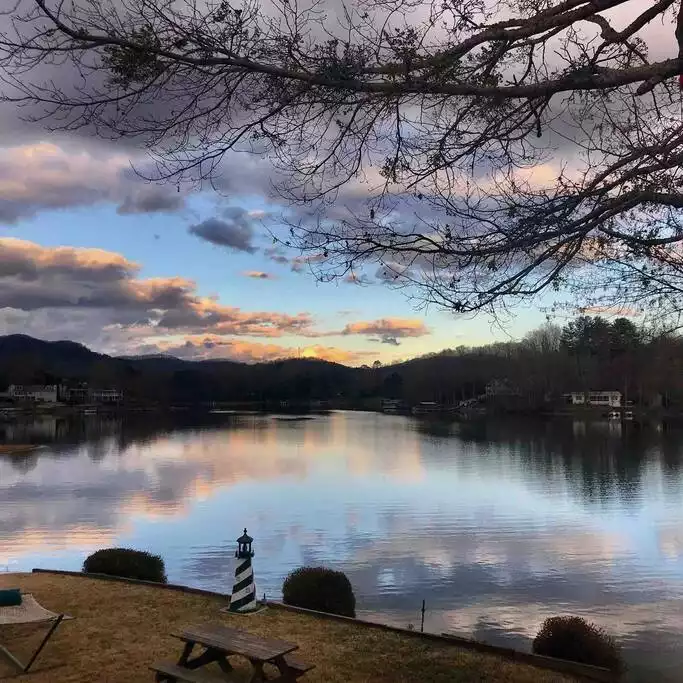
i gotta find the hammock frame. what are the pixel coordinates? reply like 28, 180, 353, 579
0, 594, 67, 674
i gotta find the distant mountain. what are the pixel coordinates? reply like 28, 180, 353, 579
0, 334, 484, 408
117, 354, 197, 372
117, 353, 179, 361
0, 315, 666, 410
0, 334, 107, 382
0, 334, 100, 362
0, 335, 368, 405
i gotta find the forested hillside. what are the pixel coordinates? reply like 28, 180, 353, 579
0, 316, 680, 409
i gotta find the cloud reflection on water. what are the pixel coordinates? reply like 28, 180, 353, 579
2, 413, 683, 680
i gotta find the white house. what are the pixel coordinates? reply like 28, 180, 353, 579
588, 391, 622, 407
565, 392, 586, 405
8, 385, 59, 403
90, 388, 123, 404
565, 391, 621, 408
59, 384, 89, 403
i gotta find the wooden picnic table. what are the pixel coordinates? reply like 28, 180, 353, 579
151, 623, 314, 683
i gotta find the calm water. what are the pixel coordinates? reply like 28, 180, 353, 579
2, 411, 683, 681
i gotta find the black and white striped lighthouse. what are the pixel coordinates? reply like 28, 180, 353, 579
229, 528, 257, 613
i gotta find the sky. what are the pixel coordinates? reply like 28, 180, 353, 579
0, 136, 555, 366
0, 0, 668, 367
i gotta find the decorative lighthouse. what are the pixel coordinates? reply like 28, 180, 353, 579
229, 528, 257, 613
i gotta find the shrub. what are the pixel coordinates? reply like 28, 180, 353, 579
532, 616, 623, 672
282, 566, 356, 617
83, 548, 167, 584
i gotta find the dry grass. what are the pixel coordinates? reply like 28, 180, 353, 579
0, 573, 578, 683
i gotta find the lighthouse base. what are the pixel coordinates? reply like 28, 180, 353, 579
221, 602, 268, 616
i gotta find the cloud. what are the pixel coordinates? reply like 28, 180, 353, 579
0, 237, 398, 365
116, 186, 184, 215
372, 336, 400, 346
264, 247, 290, 266
247, 209, 268, 219
154, 301, 313, 337
0, 237, 315, 340
343, 272, 371, 285
0, 238, 132, 282
579, 306, 641, 318
0, 142, 185, 223
291, 253, 327, 273
242, 271, 275, 280
342, 318, 430, 346
133, 335, 373, 365
375, 262, 416, 283
0, 239, 434, 347
188, 209, 257, 253
262, 248, 330, 274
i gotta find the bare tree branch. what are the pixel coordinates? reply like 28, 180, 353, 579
1, 0, 683, 321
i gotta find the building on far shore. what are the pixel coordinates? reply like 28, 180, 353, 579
60, 384, 89, 404
564, 391, 622, 408
1, 383, 123, 406
90, 388, 123, 404
6, 384, 59, 403
381, 398, 403, 413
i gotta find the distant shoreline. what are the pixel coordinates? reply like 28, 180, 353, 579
0, 443, 40, 455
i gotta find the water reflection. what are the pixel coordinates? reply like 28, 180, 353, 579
2, 412, 683, 681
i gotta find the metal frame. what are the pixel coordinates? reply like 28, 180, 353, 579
0, 613, 65, 674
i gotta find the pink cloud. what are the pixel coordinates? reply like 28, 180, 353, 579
242, 271, 275, 280
343, 317, 429, 337
138, 334, 374, 365
0, 142, 183, 222
341, 317, 430, 346
0, 237, 315, 338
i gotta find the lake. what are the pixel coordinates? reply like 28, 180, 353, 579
2, 410, 683, 681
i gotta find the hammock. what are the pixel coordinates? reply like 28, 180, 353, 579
0, 594, 68, 673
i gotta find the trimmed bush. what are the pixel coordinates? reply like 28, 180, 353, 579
83, 548, 167, 584
532, 616, 623, 672
282, 566, 356, 617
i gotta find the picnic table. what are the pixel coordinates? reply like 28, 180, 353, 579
151, 623, 314, 683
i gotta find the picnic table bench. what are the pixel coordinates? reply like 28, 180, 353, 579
151, 623, 314, 683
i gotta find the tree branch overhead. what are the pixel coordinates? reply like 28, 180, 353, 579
1, 0, 683, 322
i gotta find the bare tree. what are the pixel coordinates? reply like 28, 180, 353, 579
522, 322, 563, 354
2, 1, 683, 318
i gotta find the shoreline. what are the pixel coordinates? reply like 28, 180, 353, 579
1, 403, 682, 427
0, 443, 40, 455
3, 569, 613, 683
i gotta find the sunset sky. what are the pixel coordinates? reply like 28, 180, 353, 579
0, 139, 553, 365
2, 2, 665, 366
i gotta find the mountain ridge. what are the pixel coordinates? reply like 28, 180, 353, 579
0, 335, 352, 369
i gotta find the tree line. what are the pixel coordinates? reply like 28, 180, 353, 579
1, 319, 683, 410
381, 316, 677, 409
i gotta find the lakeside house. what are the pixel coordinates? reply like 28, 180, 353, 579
60, 384, 89, 404
6, 384, 59, 403
2, 383, 123, 405
564, 391, 622, 408
411, 401, 441, 415
380, 398, 404, 413
89, 388, 123, 404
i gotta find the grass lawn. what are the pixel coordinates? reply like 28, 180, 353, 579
0, 573, 579, 682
